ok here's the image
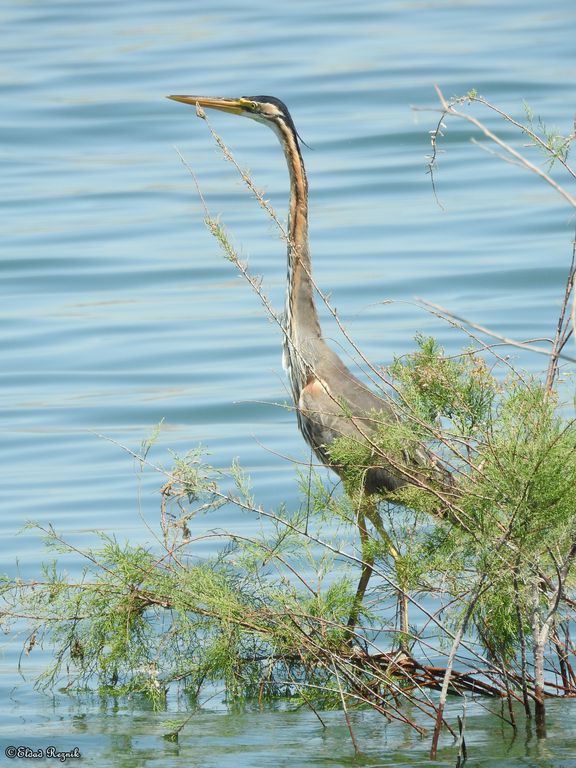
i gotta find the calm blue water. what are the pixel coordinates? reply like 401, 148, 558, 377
2, 0, 576, 764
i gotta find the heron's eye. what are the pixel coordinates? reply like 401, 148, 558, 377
240, 98, 260, 113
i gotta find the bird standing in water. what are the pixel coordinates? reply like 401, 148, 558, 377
169, 94, 427, 639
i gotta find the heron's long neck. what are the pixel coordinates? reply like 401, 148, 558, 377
277, 123, 321, 351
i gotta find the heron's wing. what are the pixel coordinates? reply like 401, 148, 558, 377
298, 372, 406, 492
311, 344, 397, 420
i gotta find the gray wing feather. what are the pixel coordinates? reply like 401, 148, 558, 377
298, 349, 406, 493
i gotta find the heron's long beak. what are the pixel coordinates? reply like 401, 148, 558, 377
167, 95, 244, 115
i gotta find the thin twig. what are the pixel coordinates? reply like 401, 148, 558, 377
417, 298, 576, 365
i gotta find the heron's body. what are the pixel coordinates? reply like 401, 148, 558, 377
169, 94, 416, 636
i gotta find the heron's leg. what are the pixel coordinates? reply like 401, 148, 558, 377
364, 501, 410, 648
345, 496, 410, 649
346, 507, 373, 633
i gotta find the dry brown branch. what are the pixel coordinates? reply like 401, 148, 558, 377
426, 85, 576, 209
418, 298, 576, 366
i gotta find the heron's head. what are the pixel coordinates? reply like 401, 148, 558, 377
168, 94, 299, 141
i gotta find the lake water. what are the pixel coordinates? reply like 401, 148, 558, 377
2, 0, 576, 765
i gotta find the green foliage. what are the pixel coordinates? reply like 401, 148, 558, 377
327, 433, 374, 492
461, 380, 576, 547
169, 447, 219, 501
473, 571, 526, 662
390, 333, 498, 436
205, 216, 238, 263
297, 468, 349, 526
140, 419, 165, 464
523, 100, 571, 166
387, 483, 439, 517
1, 460, 369, 710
